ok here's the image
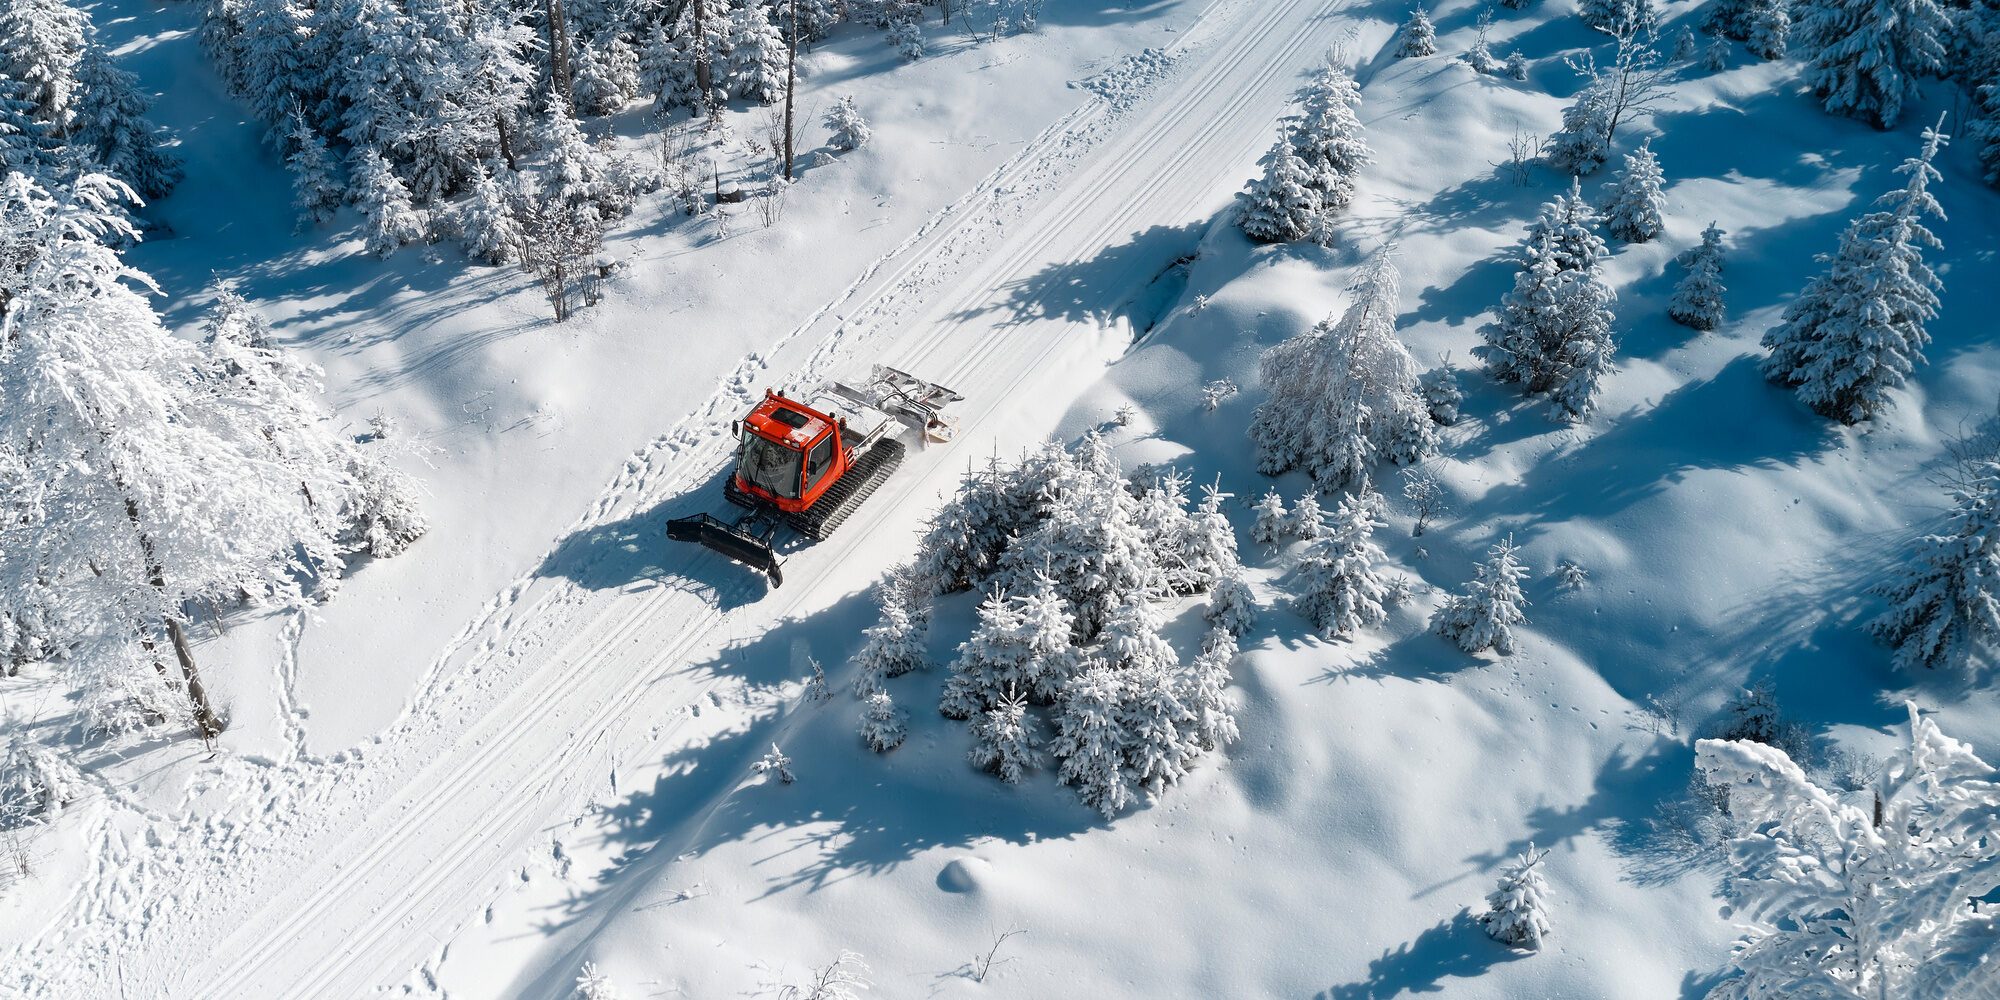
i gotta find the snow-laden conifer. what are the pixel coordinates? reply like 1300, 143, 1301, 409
1464, 10, 1501, 74
967, 689, 1036, 782
1294, 492, 1390, 639
1671, 24, 1700, 59
287, 108, 342, 229
1251, 489, 1288, 548
1696, 704, 2000, 999
1182, 628, 1240, 750
1291, 65, 1371, 216
1478, 181, 1618, 418
1434, 536, 1531, 654
538, 110, 617, 218
859, 690, 907, 752
1714, 679, 1784, 743
1236, 140, 1325, 244
0, 735, 86, 823
1668, 234, 1727, 331
855, 573, 932, 690
1760, 122, 1947, 424
1397, 6, 1438, 56
1796, 0, 1948, 128
1868, 461, 2000, 675
1601, 139, 1665, 242
572, 43, 627, 117
726, 0, 788, 104
890, 18, 923, 60
1119, 656, 1198, 796
1419, 359, 1462, 425
1052, 663, 1132, 817
824, 95, 871, 151
939, 589, 1028, 720
1193, 484, 1258, 636
575, 962, 620, 1000
1544, 72, 1612, 174
1974, 77, 2000, 187
69, 47, 182, 199
1746, 0, 1790, 58
459, 168, 523, 265
1479, 845, 1555, 948
0, 0, 86, 128
1288, 491, 1326, 540
351, 147, 424, 257
1704, 31, 1733, 70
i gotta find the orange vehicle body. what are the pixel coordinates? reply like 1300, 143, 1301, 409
733, 391, 853, 513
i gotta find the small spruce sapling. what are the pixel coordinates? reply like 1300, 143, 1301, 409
755, 743, 795, 783
967, 688, 1036, 782
824, 95, 871, 151
1052, 664, 1133, 818
1435, 536, 1532, 654
1704, 32, 1733, 71
575, 962, 620, 1000
1252, 489, 1288, 547
1479, 845, 1554, 948
890, 18, 923, 60
1183, 628, 1241, 750
1419, 358, 1462, 424
1601, 139, 1665, 242
1668, 222, 1728, 330
1397, 6, 1438, 57
860, 691, 908, 752
1506, 51, 1529, 80
1288, 491, 1326, 540
1557, 559, 1588, 589
1295, 492, 1390, 639
1465, 10, 1501, 74
1868, 460, 2000, 675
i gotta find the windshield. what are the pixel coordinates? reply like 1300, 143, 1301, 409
739, 431, 803, 498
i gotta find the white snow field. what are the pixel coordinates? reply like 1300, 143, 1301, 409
4, 0, 2000, 994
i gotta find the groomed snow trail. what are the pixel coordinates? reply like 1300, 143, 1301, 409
2, 0, 1363, 995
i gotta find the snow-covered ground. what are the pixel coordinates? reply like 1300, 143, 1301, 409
4, 0, 1999, 995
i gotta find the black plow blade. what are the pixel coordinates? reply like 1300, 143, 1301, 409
666, 514, 784, 587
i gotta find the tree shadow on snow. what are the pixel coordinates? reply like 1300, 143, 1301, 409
1316, 910, 1530, 1000
948, 220, 1211, 331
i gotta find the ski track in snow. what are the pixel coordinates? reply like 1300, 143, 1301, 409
0, 0, 1375, 993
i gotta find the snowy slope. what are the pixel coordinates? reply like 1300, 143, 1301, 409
5, 0, 1999, 995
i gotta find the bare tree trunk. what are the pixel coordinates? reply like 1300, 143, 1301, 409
123, 498, 222, 741
693, 0, 714, 125
546, 0, 576, 116
784, 0, 798, 180
496, 110, 518, 171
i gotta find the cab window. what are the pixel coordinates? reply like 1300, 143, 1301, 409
805, 434, 837, 489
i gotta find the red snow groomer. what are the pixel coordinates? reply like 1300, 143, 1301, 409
666, 365, 963, 588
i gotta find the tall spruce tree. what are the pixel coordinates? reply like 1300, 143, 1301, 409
1796, 0, 1949, 127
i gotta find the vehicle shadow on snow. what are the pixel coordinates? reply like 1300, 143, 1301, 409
532, 466, 788, 611
500, 587, 1101, 998
1316, 910, 1530, 1000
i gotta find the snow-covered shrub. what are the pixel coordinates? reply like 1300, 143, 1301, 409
1249, 251, 1437, 488
1402, 466, 1449, 537
1601, 139, 1665, 242
1294, 492, 1390, 639
1695, 704, 2000, 1000
890, 18, 924, 60
1479, 845, 1554, 948
1761, 123, 1946, 424
1868, 460, 2000, 675
824, 95, 872, 151
967, 690, 1036, 782
341, 449, 428, 558
1795, 0, 1948, 128
575, 961, 620, 1000
1557, 559, 1588, 590
860, 691, 908, 753
0, 736, 86, 825
1397, 6, 1438, 56
1435, 536, 1531, 655
754, 743, 795, 784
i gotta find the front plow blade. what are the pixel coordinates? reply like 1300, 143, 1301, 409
666, 514, 784, 587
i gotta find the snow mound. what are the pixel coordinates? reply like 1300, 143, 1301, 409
937, 855, 993, 894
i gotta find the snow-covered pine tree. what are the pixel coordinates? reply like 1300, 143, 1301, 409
1397, 5, 1438, 56
68, 47, 182, 199
1543, 267, 1619, 422
350, 146, 425, 257
1668, 235, 1727, 330
0, 72, 53, 177
1696, 704, 2000, 1000
939, 588, 1029, 720
889, 17, 923, 60
1529, 174, 1612, 274
571, 42, 627, 116
462, 12, 536, 168
1465, 9, 1501, 73
1052, 662, 1133, 817
0, 174, 336, 734
1012, 573, 1081, 703
1601, 139, 1665, 242
286, 107, 342, 229
1745, 0, 1790, 58
726, 0, 787, 104
459, 167, 523, 265
1252, 488, 1288, 547
1479, 845, 1555, 948
340, 447, 428, 558
1506, 51, 1529, 80
995, 444, 1162, 639
1290, 65, 1371, 216
1704, 31, 1734, 70
859, 690, 907, 752
1288, 490, 1326, 540
574, 961, 620, 1000
855, 572, 933, 688
1182, 628, 1240, 750
1119, 654, 1199, 797
1294, 491, 1390, 639
824, 94, 871, 150
0, 0, 87, 130
1671, 23, 1700, 58
0, 734, 86, 822
1478, 181, 1618, 417
1099, 595, 1177, 674
1193, 483, 1258, 637
1868, 461, 2000, 675
914, 455, 1020, 592
537, 109, 618, 219
1795, 0, 1948, 128
966, 689, 1036, 782
1544, 71, 1613, 175
1714, 679, 1784, 743
1419, 358, 1462, 425
1974, 74, 2000, 187
1236, 138, 1325, 244
1434, 536, 1531, 654
1760, 121, 1947, 423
